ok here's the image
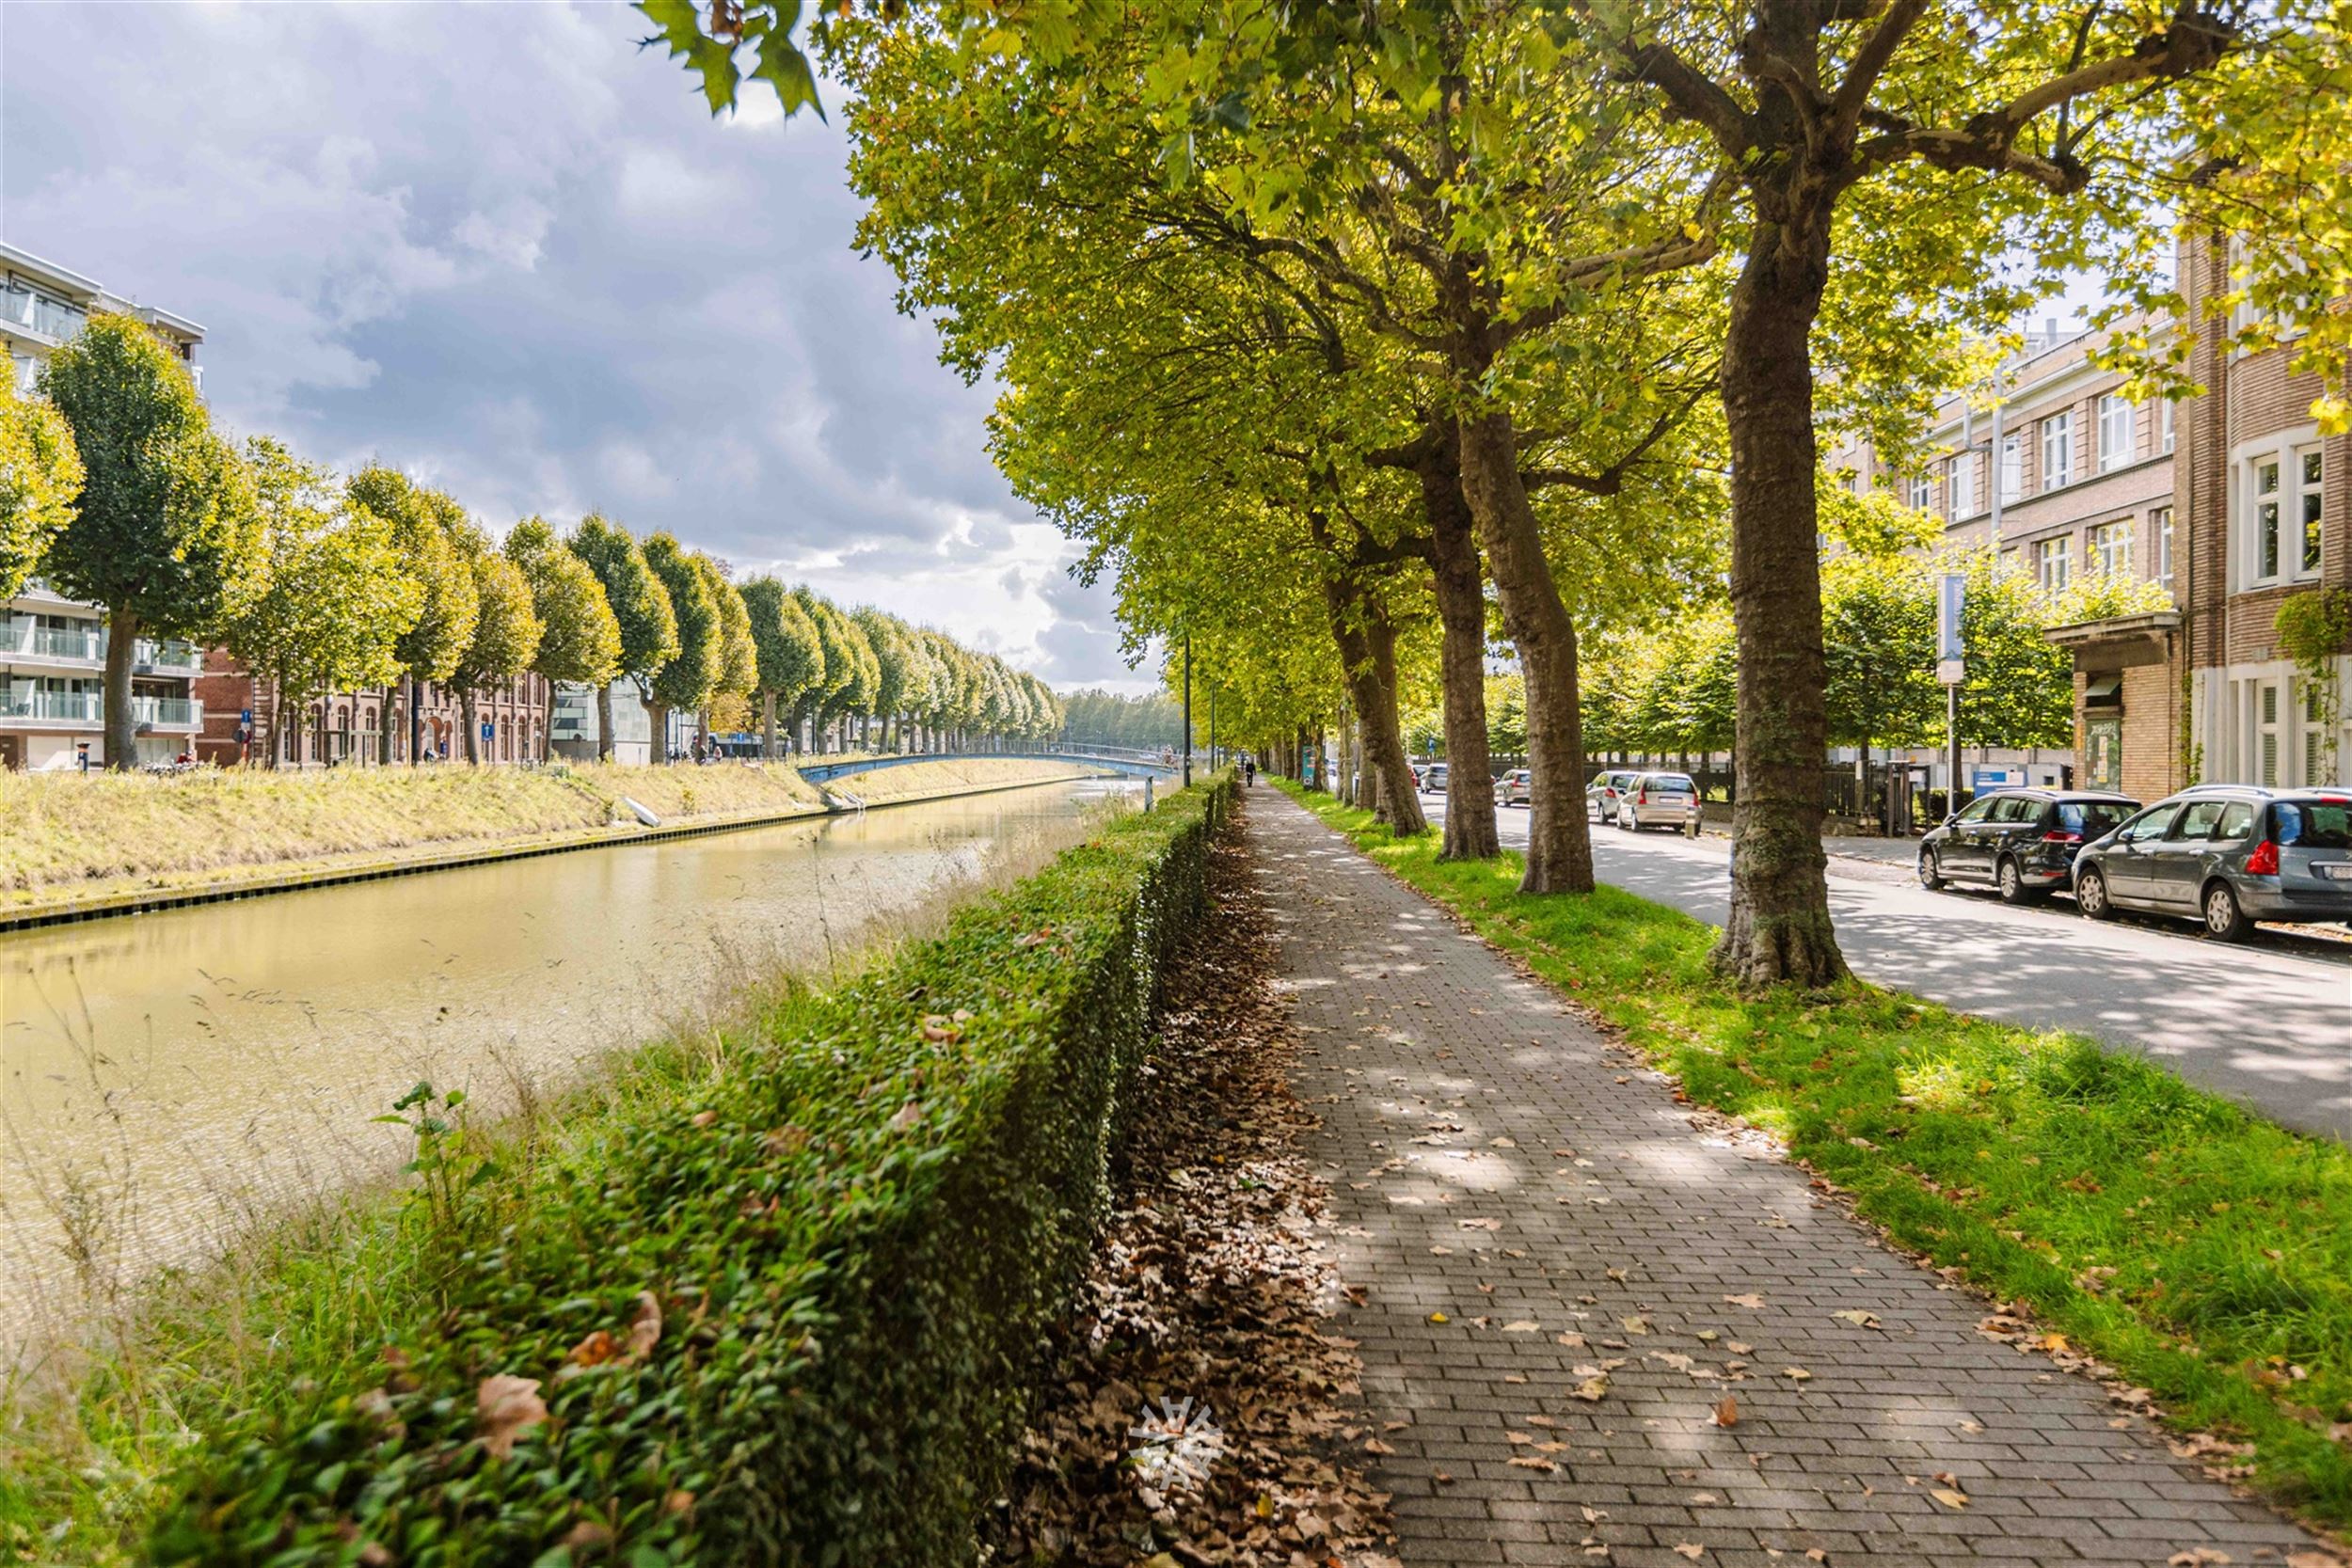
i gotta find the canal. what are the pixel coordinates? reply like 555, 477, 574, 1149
0, 776, 1137, 1349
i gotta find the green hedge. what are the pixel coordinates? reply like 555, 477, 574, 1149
148, 772, 1236, 1567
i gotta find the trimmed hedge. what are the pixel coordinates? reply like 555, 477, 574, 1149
147, 772, 1237, 1566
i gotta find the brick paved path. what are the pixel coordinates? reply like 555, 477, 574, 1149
1250, 789, 2325, 1568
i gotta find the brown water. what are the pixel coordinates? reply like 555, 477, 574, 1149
0, 778, 1135, 1347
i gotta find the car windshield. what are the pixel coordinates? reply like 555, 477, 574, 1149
2274, 800, 2352, 848
2058, 801, 2132, 838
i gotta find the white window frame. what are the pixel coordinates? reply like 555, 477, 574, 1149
2256, 677, 2282, 787
2036, 535, 2073, 594
2097, 393, 2133, 472
1950, 451, 1976, 515
2154, 505, 2173, 584
2233, 424, 2324, 589
2090, 518, 2133, 578
2040, 411, 2074, 491
1908, 473, 1933, 511
2160, 398, 2175, 455
1999, 434, 2024, 504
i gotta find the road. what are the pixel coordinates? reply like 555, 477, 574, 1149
1419, 792, 2352, 1145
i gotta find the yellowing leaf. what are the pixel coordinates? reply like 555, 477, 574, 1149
476, 1374, 547, 1460
1931, 1487, 1970, 1510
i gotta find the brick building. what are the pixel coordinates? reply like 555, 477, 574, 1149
2048, 240, 2351, 798
194, 652, 550, 767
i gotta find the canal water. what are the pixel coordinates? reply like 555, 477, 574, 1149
0, 777, 1136, 1348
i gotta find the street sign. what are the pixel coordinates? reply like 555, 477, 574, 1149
1935, 573, 1965, 685
481, 721, 494, 742
239, 707, 253, 723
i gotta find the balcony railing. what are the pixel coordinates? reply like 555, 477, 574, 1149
0, 622, 103, 660
0, 691, 202, 728
0, 619, 200, 671
0, 287, 87, 343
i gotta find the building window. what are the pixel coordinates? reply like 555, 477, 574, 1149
2041, 411, 2074, 491
2258, 680, 2281, 787
2301, 685, 2328, 786
2160, 398, 2175, 454
1949, 451, 1976, 515
2000, 434, 2024, 504
2098, 394, 2133, 472
1908, 473, 1933, 511
2090, 519, 2133, 578
2036, 535, 2073, 594
2240, 435, 2325, 586
2298, 445, 2324, 574
2154, 506, 2173, 582
1999, 546, 2023, 578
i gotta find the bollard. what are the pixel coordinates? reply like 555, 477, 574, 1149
1143, 776, 1154, 813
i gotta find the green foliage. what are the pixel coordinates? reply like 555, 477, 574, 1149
1290, 781, 2352, 1530
142, 775, 1238, 1565
226, 440, 424, 748
643, 531, 723, 715
740, 576, 825, 716
347, 467, 481, 686
698, 554, 758, 702
2274, 587, 2352, 780
0, 369, 83, 599
1486, 673, 1528, 759
567, 513, 679, 697
504, 516, 623, 693
38, 312, 262, 637
1059, 689, 1183, 749
447, 549, 545, 697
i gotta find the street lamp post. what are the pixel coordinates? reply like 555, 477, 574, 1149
1182, 631, 1193, 789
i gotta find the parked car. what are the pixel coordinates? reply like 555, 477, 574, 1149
1422, 762, 1450, 794
1495, 768, 1533, 806
2071, 785, 2352, 940
1585, 768, 1640, 822
1613, 771, 1701, 832
1917, 788, 2138, 904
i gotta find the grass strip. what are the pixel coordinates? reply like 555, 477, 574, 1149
1278, 779, 2352, 1532
2, 774, 1232, 1566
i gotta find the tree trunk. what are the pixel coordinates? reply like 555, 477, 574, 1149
102, 604, 138, 770
1322, 575, 1426, 833
461, 691, 480, 764
762, 691, 778, 758
543, 680, 559, 763
1714, 212, 1848, 988
1455, 408, 1591, 893
378, 684, 398, 766
596, 683, 616, 762
1422, 430, 1499, 859
649, 701, 671, 762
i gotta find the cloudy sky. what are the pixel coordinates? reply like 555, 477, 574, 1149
0, 1, 1144, 691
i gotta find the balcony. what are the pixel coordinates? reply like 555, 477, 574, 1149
0, 287, 87, 345
0, 691, 201, 730
135, 639, 202, 673
0, 621, 103, 662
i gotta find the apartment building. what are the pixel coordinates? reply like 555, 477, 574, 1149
1, 242, 208, 768
194, 657, 553, 767
2172, 240, 2351, 793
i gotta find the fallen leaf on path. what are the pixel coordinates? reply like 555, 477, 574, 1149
1711, 1397, 1740, 1428
1571, 1375, 1611, 1402
1782, 1367, 1813, 1382
1831, 1309, 1882, 1330
1673, 1545, 1706, 1560
1930, 1488, 1969, 1510
1724, 1292, 1765, 1309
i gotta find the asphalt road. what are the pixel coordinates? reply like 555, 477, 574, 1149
1419, 791, 2352, 1146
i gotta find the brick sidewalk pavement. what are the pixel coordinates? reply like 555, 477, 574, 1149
1250, 788, 2327, 1568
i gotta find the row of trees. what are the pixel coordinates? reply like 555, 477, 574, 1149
1057, 689, 1184, 752
0, 313, 1062, 768
651, 0, 2347, 986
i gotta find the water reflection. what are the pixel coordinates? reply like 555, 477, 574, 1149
0, 778, 1136, 1343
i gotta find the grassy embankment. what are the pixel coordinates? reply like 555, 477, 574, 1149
0, 774, 1232, 1566
0, 755, 1093, 918
1279, 779, 2352, 1533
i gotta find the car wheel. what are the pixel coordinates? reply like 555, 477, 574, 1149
2201, 880, 2252, 942
2074, 866, 2113, 920
1619, 805, 1637, 832
1587, 800, 1601, 823
1996, 856, 2039, 904
1919, 847, 1946, 891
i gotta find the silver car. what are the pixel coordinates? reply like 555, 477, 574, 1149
2072, 785, 2352, 940
1495, 768, 1533, 806
1613, 770, 1702, 832
1585, 768, 1639, 822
